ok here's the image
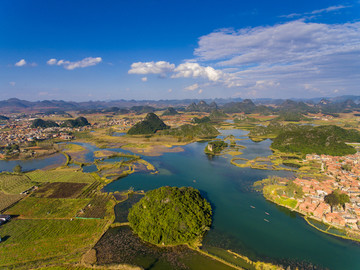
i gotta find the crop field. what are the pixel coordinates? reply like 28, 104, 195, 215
32, 182, 88, 198
0, 218, 108, 268
0, 173, 35, 194
0, 192, 25, 212
5, 197, 90, 218
77, 194, 113, 219
26, 169, 96, 184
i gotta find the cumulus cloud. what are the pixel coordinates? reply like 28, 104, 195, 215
47, 58, 57, 65
184, 83, 200, 91
47, 57, 102, 70
15, 59, 26, 67
128, 61, 175, 75
141, 77, 148, 82
172, 62, 222, 81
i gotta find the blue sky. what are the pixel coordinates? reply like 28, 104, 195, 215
0, 0, 359, 101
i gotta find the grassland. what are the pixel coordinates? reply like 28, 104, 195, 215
5, 197, 90, 218
263, 185, 298, 209
0, 173, 35, 194
63, 143, 86, 153
0, 219, 109, 268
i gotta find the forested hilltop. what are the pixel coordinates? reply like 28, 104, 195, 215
127, 113, 169, 135
250, 123, 360, 156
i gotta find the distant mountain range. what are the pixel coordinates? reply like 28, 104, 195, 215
0, 96, 359, 113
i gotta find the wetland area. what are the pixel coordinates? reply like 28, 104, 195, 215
1, 129, 360, 270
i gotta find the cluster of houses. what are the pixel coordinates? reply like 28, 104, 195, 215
292, 153, 360, 230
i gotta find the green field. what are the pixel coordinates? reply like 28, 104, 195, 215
263, 185, 298, 209
0, 219, 108, 268
0, 173, 35, 194
26, 169, 96, 183
5, 197, 90, 218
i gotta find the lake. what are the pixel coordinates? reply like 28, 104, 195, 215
2, 129, 360, 269
104, 129, 360, 270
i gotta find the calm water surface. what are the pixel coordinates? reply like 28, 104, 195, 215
2, 129, 360, 269
0, 153, 66, 172
104, 129, 360, 270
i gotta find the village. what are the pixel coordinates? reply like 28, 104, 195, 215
292, 153, 360, 230
0, 111, 201, 159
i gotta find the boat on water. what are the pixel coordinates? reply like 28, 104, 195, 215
265, 212, 270, 215
250, 205, 255, 209
264, 219, 270, 222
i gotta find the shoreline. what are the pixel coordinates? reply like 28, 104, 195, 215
263, 193, 360, 243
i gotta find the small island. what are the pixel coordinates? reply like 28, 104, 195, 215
128, 186, 212, 246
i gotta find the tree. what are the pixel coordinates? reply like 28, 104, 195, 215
13, 164, 22, 173
324, 190, 349, 212
339, 193, 350, 211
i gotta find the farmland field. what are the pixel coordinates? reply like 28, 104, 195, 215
32, 182, 88, 198
0, 192, 25, 212
0, 219, 109, 268
5, 197, 90, 218
77, 194, 114, 219
0, 173, 35, 194
26, 169, 96, 184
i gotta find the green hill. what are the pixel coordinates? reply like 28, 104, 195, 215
61, 117, 90, 128
162, 123, 219, 139
128, 186, 212, 246
31, 119, 59, 128
162, 107, 179, 116
127, 113, 169, 135
271, 125, 360, 156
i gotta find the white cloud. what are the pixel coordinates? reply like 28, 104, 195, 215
198, 89, 203, 94
15, 59, 26, 67
191, 20, 360, 96
168, 89, 173, 92
141, 77, 148, 82
48, 57, 102, 70
47, 58, 57, 65
195, 21, 360, 66
172, 62, 222, 81
184, 83, 200, 91
9, 82, 15, 86
128, 61, 175, 75
281, 5, 350, 18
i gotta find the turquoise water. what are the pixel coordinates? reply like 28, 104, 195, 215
104, 129, 360, 270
